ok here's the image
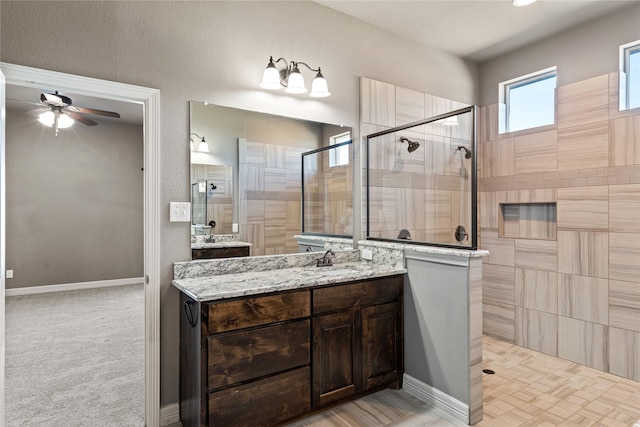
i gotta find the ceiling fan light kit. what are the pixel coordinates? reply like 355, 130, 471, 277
36, 91, 121, 136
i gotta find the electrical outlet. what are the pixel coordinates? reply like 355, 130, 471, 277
6, 270, 13, 279
232, 223, 239, 233
170, 202, 191, 222
361, 249, 373, 261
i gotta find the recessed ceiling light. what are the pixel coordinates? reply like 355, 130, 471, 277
513, 0, 538, 6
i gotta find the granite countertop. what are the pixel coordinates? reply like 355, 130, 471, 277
191, 241, 252, 250
172, 261, 406, 302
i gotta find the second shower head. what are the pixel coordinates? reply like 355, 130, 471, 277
400, 137, 420, 153
457, 145, 472, 159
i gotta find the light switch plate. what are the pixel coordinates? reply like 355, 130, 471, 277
170, 202, 191, 222
232, 223, 239, 233
6, 270, 13, 279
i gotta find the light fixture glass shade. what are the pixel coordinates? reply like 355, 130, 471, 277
38, 111, 55, 127
310, 71, 330, 98
285, 69, 307, 94
38, 110, 74, 128
442, 116, 459, 126
57, 113, 75, 128
198, 139, 210, 152
513, 0, 537, 6
260, 64, 283, 90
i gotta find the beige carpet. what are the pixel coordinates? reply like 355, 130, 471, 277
5, 284, 145, 426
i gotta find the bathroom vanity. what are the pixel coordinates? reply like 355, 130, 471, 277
173, 255, 405, 427
190, 241, 251, 260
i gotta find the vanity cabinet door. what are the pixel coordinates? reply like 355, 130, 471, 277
312, 311, 358, 407
361, 301, 403, 391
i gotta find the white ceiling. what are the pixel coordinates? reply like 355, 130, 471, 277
314, 0, 637, 62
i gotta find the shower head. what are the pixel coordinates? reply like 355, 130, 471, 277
457, 145, 472, 159
400, 137, 420, 153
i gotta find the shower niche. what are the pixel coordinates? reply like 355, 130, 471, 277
365, 106, 477, 249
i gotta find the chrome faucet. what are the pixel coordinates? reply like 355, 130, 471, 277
316, 249, 335, 267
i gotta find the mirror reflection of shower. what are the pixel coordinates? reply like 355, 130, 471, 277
400, 136, 420, 153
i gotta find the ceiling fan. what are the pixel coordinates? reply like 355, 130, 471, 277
36, 91, 121, 136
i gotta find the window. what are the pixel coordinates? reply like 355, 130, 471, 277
499, 67, 557, 133
620, 40, 640, 111
329, 131, 351, 167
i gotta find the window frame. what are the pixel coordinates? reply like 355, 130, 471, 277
329, 131, 351, 167
620, 39, 640, 111
499, 66, 557, 134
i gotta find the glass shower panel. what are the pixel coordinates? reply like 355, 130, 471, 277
366, 106, 476, 249
302, 141, 353, 236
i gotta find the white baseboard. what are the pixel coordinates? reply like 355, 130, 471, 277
5, 277, 144, 296
160, 403, 180, 426
403, 374, 469, 425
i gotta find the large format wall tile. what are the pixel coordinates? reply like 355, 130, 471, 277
609, 184, 640, 233
515, 268, 558, 314
396, 86, 425, 126
557, 121, 609, 171
557, 186, 608, 231
361, 77, 395, 127
481, 137, 514, 178
558, 274, 608, 325
483, 264, 515, 305
557, 231, 608, 278
609, 233, 640, 282
483, 301, 515, 343
610, 115, 640, 166
609, 327, 640, 381
480, 228, 514, 266
515, 130, 558, 174
558, 316, 608, 371
610, 279, 640, 333
516, 307, 558, 356
514, 239, 557, 271
557, 74, 609, 130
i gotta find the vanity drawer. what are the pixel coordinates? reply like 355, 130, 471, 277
207, 319, 310, 390
208, 366, 311, 427
192, 246, 250, 260
206, 290, 310, 334
313, 275, 403, 314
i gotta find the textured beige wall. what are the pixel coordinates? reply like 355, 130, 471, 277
0, 1, 477, 405
478, 2, 640, 105
5, 109, 143, 289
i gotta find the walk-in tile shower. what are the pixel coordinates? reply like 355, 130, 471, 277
366, 106, 477, 249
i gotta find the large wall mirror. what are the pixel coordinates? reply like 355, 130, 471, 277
190, 102, 353, 258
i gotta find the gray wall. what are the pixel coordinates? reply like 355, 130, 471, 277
5, 109, 144, 289
0, 1, 478, 406
478, 2, 640, 105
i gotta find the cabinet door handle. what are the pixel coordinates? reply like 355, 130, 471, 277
184, 300, 198, 327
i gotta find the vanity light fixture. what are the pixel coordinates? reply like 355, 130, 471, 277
260, 56, 330, 98
190, 132, 210, 152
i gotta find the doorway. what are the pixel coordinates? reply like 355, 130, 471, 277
0, 63, 160, 426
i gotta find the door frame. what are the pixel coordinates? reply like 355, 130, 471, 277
0, 63, 161, 426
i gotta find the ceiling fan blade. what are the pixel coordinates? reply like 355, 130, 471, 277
66, 111, 98, 126
74, 106, 121, 118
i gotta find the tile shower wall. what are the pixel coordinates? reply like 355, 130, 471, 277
191, 164, 233, 234
479, 72, 640, 382
238, 139, 309, 256
360, 78, 472, 245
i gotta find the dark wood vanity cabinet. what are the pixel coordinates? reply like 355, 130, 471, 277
312, 276, 404, 408
179, 274, 403, 427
